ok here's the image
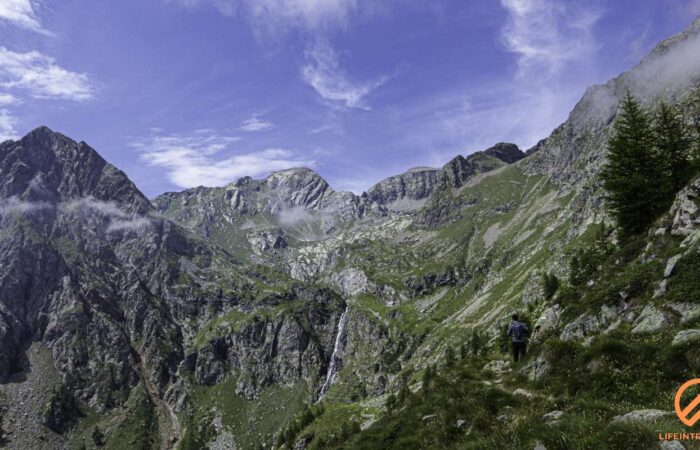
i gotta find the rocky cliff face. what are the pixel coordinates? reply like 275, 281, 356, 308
365, 146, 517, 210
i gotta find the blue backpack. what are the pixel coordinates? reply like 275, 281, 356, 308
511, 321, 529, 340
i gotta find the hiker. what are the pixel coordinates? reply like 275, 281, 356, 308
507, 314, 530, 363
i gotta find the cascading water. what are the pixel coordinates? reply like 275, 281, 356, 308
317, 306, 349, 401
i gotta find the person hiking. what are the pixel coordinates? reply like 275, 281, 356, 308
507, 314, 530, 364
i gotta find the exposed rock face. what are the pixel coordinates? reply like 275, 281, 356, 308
631, 305, 673, 334
670, 176, 700, 238
560, 304, 632, 342
248, 229, 288, 255
366, 167, 443, 207
366, 150, 509, 209
483, 143, 525, 164
184, 287, 344, 399
672, 329, 700, 347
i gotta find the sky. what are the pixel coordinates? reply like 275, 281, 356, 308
0, 0, 699, 196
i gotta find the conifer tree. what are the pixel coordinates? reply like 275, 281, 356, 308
601, 93, 665, 237
444, 346, 455, 368
654, 102, 693, 194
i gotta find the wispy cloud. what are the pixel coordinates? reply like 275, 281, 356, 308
385, 0, 606, 156
302, 40, 390, 110
0, 196, 153, 233
240, 113, 274, 132
500, 0, 601, 76
0, 109, 18, 141
175, 0, 362, 33
0, 47, 96, 101
0, 0, 48, 34
131, 130, 316, 188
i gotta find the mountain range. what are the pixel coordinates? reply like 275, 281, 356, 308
0, 15, 700, 450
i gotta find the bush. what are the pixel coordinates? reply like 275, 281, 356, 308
542, 273, 560, 300
601, 421, 657, 450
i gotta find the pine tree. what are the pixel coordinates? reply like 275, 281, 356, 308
397, 382, 411, 403
542, 272, 560, 300
444, 346, 455, 368
422, 365, 434, 392
654, 102, 693, 195
386, 392, 398, 412
601, 93, 666, 238
469, 330, 484, 356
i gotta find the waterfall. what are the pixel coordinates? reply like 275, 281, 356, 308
317, 306, 349, 401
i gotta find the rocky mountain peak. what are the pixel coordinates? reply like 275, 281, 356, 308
483, 143, 525, 164
264, 167, 332, 209
0, 126, 152, 214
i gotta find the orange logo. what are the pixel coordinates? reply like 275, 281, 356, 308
675, 379, 700, 427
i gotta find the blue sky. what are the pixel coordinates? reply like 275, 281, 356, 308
0, 0, 699, 196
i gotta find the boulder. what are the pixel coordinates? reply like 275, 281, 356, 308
665, 302, 700, 324
631, 305, 672, 335
672, 329, 700, 347
535, 305, 561, 332
560, 304, 624, 341
659, 441, 686, 450
611, 409, 673, 424
513, 388, 535, 399
542, 410, 565, 423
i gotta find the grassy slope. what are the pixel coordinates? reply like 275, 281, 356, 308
286, 219, 700, 449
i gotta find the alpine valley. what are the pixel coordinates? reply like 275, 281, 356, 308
1, 16, 700, 450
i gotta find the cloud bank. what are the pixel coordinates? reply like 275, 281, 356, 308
0, 196, 153, 233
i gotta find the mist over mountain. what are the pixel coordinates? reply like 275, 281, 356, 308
0, 14, 699, 450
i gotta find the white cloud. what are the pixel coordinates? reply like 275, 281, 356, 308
0, 47, 96, 101
0, 109, 18, 141
500, 0, 601, 76
0, 0, 47, 33
0, 93, 20, 106
240, 114, 274, 131
131, 130, 316, 188
61, 197, 154, 233
302, 40, 389, 110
